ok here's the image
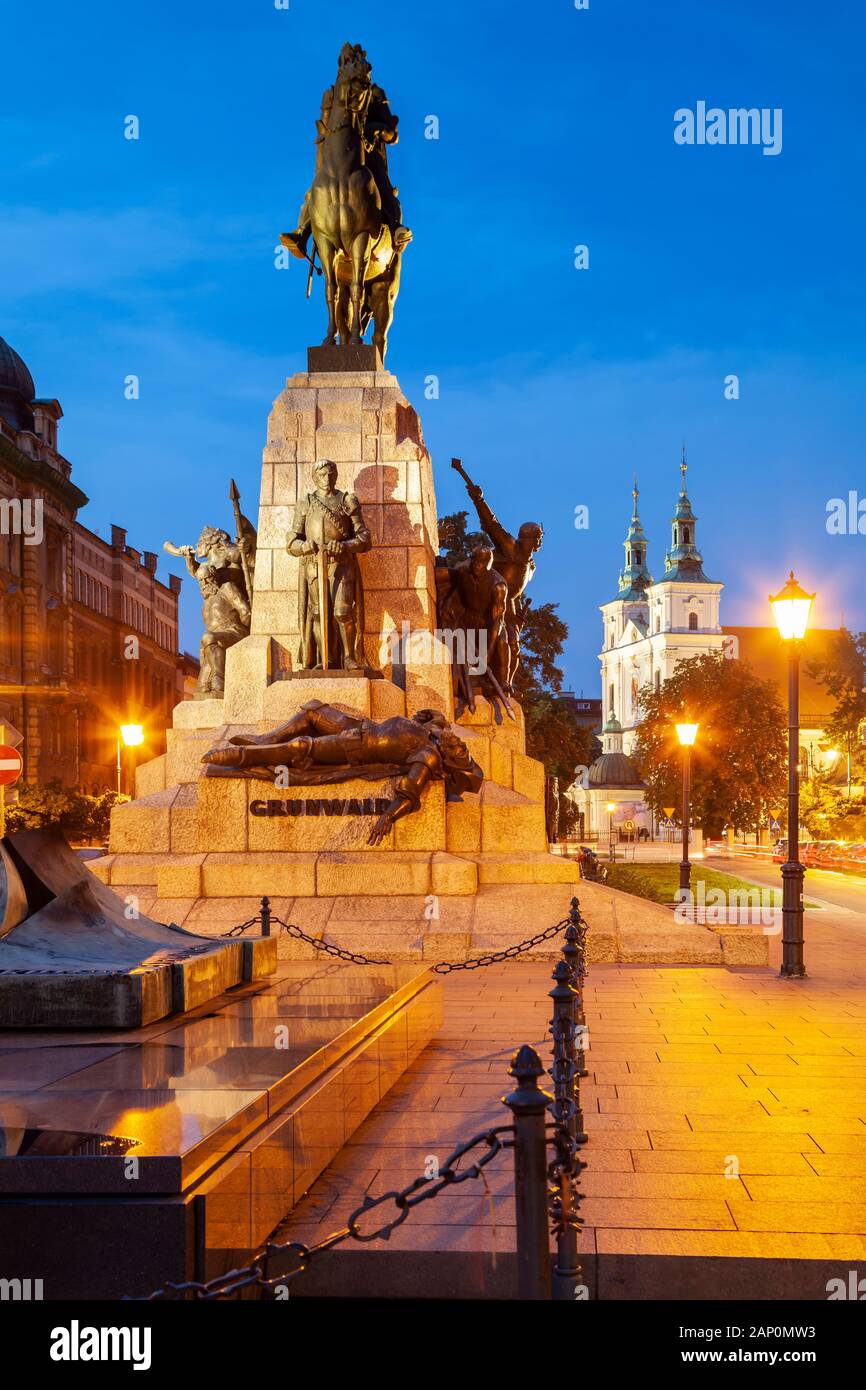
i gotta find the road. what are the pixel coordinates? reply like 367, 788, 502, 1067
712, 852, 866, 918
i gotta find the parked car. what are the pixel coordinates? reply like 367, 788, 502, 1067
75, 846, 107, 861
803, 841, 843, 868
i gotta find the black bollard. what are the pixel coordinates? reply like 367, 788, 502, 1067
503, 1044, 553, 1300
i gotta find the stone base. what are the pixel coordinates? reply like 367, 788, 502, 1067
84, 864, 769, 968
0, 827, 277, 1030
109, 688, 773, 966
307, 343, 382, 372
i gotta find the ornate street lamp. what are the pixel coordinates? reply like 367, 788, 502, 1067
117, 723, 145, 796
770, 571, 814, 977
606, 801, 616, 861
675, 722, 699, 893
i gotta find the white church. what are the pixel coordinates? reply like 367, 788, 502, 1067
572, 458, 728, 840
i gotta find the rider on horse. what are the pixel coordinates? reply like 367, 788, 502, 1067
282, 45, 412, 263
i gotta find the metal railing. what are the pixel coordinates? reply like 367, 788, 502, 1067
133, 897, 589, 1301
224, 897, 574, 972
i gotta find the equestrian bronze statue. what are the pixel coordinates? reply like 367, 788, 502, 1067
281, 42, 411, 361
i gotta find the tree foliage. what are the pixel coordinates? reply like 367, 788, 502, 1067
6, 781, 124, 843
806, 628, 866, 786
632, 652, 787, 837
798, 778, 866, 840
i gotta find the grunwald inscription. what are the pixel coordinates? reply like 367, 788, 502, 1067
250, 797, 392, 818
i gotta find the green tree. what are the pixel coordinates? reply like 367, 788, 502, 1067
436, 509, 489, 566
806, 628, 866, 793
799, 778, 866, 840
6, 781, 125, 843
632, 651, 787, 838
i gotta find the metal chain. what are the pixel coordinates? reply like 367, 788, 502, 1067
224, 905, 578, 972
432, 917, 571, 972
132, 896, 592, 1302
272, 915, 393, 966
133, 1125, 511, 1301
221, 917, 260, 938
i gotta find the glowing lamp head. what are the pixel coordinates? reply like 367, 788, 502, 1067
606, 801, 616, 813
675, 722, 699, 747
770, 571, 814, 642
120, 724, 144, 747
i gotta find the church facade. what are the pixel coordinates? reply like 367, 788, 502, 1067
574, 460, 726, 839
571, 459, 842, 842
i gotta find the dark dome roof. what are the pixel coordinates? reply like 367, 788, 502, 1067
588, 751, 644, 789
0, 337, 35, 402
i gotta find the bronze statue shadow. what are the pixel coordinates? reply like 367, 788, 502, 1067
353, 462, 432, 689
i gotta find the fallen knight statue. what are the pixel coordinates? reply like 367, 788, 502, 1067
202, 701, 483, 845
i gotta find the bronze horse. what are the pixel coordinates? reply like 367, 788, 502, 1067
307, 44, 404, 360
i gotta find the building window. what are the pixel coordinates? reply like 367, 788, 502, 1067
654, 669, 661, 692
688, 612, 698, 631
46, 533, 66, 594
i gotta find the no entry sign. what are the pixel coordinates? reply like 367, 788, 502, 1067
0, 745, 23, 786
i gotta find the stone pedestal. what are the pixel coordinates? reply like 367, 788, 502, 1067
104, 364, 746, 966
220, 363, 450, 721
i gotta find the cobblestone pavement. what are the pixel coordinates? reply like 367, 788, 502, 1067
278, 907, 866, 1294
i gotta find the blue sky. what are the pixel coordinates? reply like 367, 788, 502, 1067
2, 0, 865, 692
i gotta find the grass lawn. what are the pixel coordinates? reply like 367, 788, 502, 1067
604, 863, 818, 909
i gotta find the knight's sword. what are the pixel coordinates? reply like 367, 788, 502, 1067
316, 539, 330, 670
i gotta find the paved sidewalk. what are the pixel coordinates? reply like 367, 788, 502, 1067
279, 909, 866, 1299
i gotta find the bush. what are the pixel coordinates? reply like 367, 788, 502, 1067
5, 780, 126, 843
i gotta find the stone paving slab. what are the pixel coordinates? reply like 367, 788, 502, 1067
277, 909, 866, 1298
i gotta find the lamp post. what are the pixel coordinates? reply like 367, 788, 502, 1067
675, 722, 699, 893
770, 571, 814, 978
117, 723, 144, 796
606, 801, 616, 861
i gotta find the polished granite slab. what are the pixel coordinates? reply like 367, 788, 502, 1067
0, 961, 433, 1197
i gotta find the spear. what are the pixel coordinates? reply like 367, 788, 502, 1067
228, 478, 254, 603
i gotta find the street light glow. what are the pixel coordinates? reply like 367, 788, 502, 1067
769, 571, 814, 642
120, 724, 144, 747
675, 722, 699, 747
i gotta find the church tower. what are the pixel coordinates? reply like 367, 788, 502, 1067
599, 481, 655, 741
597, 454, 726, 758
640, 451, 726, 751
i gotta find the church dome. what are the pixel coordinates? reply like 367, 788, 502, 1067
0, 337, 35, 402
0, 335, 36, 432
588, 750, 644, 789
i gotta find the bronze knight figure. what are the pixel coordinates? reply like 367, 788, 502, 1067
447, 458, 544, 695
164, 480, 256, 700
288, 459, 371, 671
202, 701, 483, 845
